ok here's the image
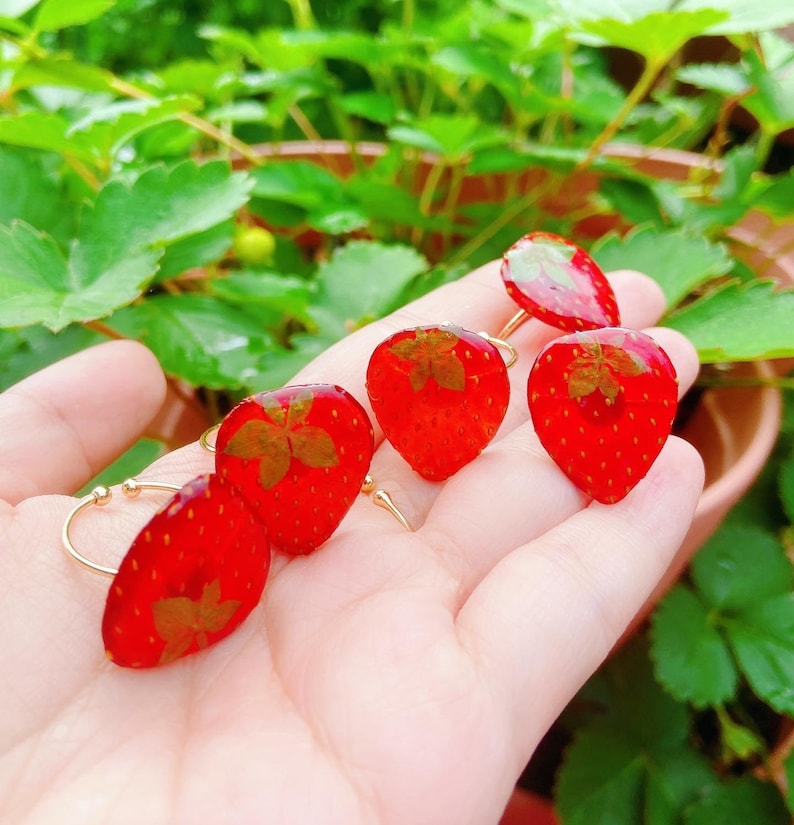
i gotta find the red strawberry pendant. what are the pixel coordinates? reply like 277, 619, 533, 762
366, 324, 510, 481
215, 384, 374, 555
501, 232, 620, 332
528, 328, 678, 504
103, 473, 270, 668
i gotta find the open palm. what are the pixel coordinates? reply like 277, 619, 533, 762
0, 261, 703, 825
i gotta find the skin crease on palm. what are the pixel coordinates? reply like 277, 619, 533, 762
0, 260, 703, 825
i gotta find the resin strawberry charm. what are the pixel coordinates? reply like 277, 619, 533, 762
103, 473, 270, 668
215, 384, 374, 554
528, 328, 678, 504
501, 232, 620, 332
366, 324, 510, 481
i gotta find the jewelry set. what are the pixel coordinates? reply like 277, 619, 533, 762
62, 233, 678, 668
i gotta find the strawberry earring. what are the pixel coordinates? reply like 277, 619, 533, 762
208, 384, 375, 554
62, 474, 271, 668
365, 323, 515, 480
499, 231, 621, 336
201, 383, 412, 538
500, 232, 679, 503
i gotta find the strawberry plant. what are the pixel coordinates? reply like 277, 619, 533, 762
1, 0, 794, 817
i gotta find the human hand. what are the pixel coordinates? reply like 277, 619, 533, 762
0, 260, 703, 825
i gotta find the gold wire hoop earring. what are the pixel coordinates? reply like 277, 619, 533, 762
61, 479, 182, 577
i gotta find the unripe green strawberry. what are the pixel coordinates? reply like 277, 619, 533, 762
233, 225, 276, 265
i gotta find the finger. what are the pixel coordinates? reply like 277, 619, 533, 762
421, 327, 699, 594
457, 435, 704, 750
0, 341, 167, 504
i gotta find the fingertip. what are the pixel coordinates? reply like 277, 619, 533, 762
608, 269, 667, 328
643, 327, 701, 399
1, 339, 170, 502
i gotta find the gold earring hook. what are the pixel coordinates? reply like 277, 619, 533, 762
199, 424, 220, 454
62, 479, 182, 577
495, 309, 530, 343
477, 331, 518, 368
361, 474, 413, 531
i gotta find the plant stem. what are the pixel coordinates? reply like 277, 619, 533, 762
288, 103, 346, 176
577, 57, 664, 172
83, 319, 127, 340
438, 162, 466, 255
63, 156, 101, 191
447, 188, 538, 267
755, 128, 775, 171
411, 159, 447, 247
402, 0, 415, 34
109, 78, 263, 166
285, 0, 315, 30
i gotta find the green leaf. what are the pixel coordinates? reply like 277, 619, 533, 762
208, 271, 313, 324
66, 96, 201, 161
387, 114, 509, 163
675, 63, 749, 96
2, 0, 40, 17
344, 177, 438, 230
0, 14, 31, 34
664, 280, 794, 362
0, 325, 102, 391
692, 524, 793, 610
590, 226, 732, 309
554, 0, 794, 34
684, 524, 794, 714
574, 10, 728, 65
34, 0, 114, 31
684, 777, 789, 825
338, 91, 397, 125
110, 294, 273, 390
431, 43, 522, 102
12, 57, 114, 93
557, 640, 715, 825
723, 594, 794, 714
0, 111, 95, 161
556, 723, 646, 825
753, 174, 794, 219
0, 162, 251, 331
650, 585, 738, 707
717, 708, 767, 761
0, 149, 69, 239
311, 241, 428, 339
742, 37, 794, 135
780, 450, 794, 524
250, 160, 346, 210
598, 178, 664, 227
677, 0, 794, 34
155, 222, 234, 284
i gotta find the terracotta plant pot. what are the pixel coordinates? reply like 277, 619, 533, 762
499, 787, 558, 825
246, 141, 785, 618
